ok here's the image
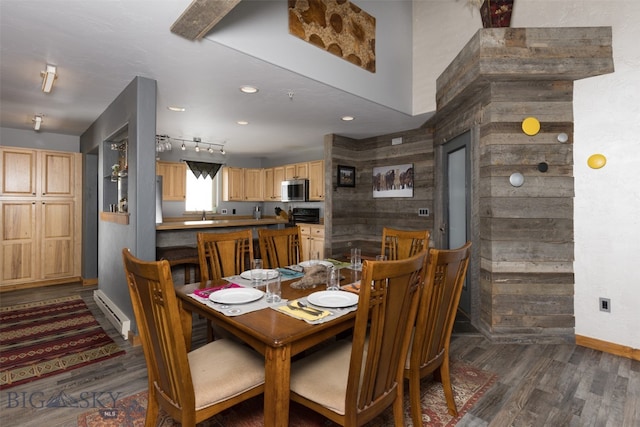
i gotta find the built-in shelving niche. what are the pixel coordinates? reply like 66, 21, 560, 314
102, 127, 129, 224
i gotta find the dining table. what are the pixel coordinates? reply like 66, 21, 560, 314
174, 264, 360, 427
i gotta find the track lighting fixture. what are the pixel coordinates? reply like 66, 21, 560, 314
155, 135, 226, 155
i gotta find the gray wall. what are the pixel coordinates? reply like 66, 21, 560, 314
79, 76, 157, 333
0, 127, 79, 152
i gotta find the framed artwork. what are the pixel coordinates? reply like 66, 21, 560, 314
337, 165, 356, 187
372, 163, 414, 198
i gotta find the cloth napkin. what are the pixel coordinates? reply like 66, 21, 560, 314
326, 258, 351, 269
193, 283, 242, 299
341, 281, 361, 294
275, 300, 332, 323
277, 268, 304, 280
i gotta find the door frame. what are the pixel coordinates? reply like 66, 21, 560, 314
434, 128, 480, 324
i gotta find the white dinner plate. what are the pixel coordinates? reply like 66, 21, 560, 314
307, 291, 359, 308
209, 288, 264, 304
299, 260, 334, 268
240, 269, 279, 280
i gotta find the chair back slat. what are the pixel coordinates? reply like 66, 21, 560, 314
121, 249, 195, 413
381, 227, 430, 260
412, 242, 472, 372
346, 252, 426, 418
257, 226, 303, 268
197, 230, 254, 284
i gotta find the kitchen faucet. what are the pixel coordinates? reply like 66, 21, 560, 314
201, 210, 206, 220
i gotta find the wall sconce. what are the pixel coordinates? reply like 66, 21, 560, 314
33, 115, 43, 131
41, 64, 57, 93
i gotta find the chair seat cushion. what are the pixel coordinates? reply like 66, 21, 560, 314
290, 339, 352, 415
189, 339, 265, 410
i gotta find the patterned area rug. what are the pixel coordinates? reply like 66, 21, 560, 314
0, 295, 125, 389
77, 360, 496, 426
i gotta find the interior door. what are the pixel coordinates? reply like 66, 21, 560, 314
443, 132, 471, 314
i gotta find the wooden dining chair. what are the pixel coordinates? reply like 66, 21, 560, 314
404, 242, 472, 426
121, 248, 265, 427
257, 226, 303, 268
381, 227, 430, 260
289, 251, 427, 426
197, 229, 254, 286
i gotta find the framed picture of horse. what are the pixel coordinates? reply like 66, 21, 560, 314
372, 163, 413, 198
337, 165, 356, 187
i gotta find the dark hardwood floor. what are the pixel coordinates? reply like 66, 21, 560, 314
1, 283, 638, 426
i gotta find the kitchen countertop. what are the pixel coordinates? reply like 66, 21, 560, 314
156, 217, 289, 231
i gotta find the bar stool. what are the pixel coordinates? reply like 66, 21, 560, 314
156, 245, 200, 285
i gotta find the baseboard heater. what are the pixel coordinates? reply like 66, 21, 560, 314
93, 290, 131, 339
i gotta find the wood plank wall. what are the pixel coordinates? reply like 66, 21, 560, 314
328, 128, 434, 259
430, 27, 613, 343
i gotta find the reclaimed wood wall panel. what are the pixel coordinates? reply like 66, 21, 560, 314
329, 128, 433, 258
426, 27, 613, 342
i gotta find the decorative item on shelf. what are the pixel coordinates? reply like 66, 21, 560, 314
471, 0, 514, 28
111, 164, 120, 182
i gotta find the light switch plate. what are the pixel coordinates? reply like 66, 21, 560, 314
418, 208, 429, 217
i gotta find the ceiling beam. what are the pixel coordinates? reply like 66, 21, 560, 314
170, 0, 241, 41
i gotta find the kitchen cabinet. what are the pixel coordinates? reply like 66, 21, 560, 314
1, 147, 76, 198
263, 166, 284, 201
0, 146, 82, 289
156, 161, 186, 201
308, 160, 325, 201
244, 168, 263, 201
222, 166, 244, 201
300, 224, 325, 260
285, 162, 308, 180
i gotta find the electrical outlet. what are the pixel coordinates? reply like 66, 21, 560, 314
599, 297, 611, 313
418, 208, 429, 217
221, 208, 227, 214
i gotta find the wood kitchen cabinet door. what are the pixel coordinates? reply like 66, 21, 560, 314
308, 160, 325, 201
243, 168, 263, 201
40, 200, 75, 278
41, 151, 76, 197
263, 166, 284, 201
156, 161, 186, 201
0, 200, 37, 283
285, 162, 308, 180
0, 147, 37, 196
222, 166, 244, 201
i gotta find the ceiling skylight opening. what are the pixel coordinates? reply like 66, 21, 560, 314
240, 86, 259, 94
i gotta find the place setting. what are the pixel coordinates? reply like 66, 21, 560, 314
190, 259, 284, 316
273, 265, 359, 324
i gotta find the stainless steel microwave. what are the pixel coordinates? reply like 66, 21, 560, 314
281, 179, 309, 202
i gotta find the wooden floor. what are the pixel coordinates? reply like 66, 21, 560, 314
1, 282, 638, 427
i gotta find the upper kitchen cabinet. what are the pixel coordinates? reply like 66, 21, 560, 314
264, 166, 284, 202
285, 162, 308, 180
308, 160, 325, 201
1, 147, 77, 198
244, 168, 263, 201
222, 166, 244, 201
156, 160, 186, 201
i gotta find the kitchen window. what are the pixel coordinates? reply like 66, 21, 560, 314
185, 170, 217, 212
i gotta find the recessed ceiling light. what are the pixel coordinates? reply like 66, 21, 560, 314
167, 106, 186, 112
240, 86, 259, 94
341, 116, 355, 121
237, 120, 249, 125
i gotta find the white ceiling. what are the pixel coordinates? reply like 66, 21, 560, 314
0, 1, 431, 159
